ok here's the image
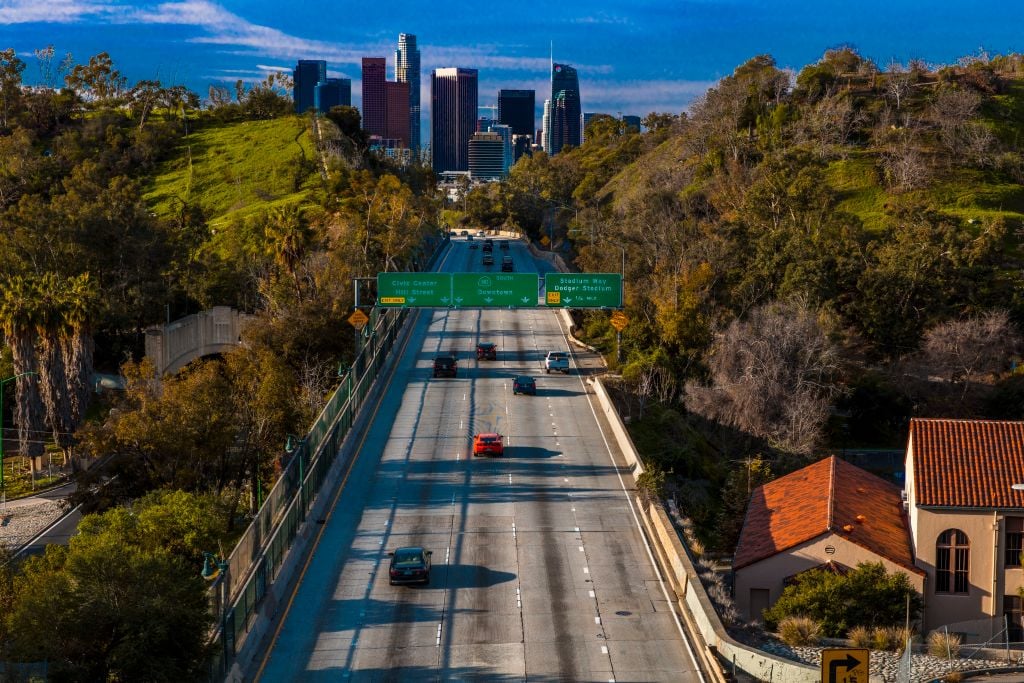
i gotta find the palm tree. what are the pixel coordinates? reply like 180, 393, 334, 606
0, 276, 46, 471
264, 206, 312, 301
62, 273, 99, 427
35, 273, 74, 465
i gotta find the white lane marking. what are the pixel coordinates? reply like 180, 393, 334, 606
436, 623, 442, 646
379, 539, 384, 545
571, 508, 576, 512
457, 452, 461, 461
579, 546, 584, 552
550, 412, 554, 417
446, 547, 451, 563
574, 527, 580, 533
460, 419, 464, 429
563, 478, 569, 482
589, 590, 596, 598
508, 473, 513, 485
551, 422, 557, 427
595, 616, 601, 624
516, 587, 522, 608
559, 317, 707, 682
463, 393, 467, 400
506, 405, 509, 414
583, 567, 590, 574
601, 646, 608, 654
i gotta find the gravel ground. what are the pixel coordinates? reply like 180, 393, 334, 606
760, 640, 1020, 682
0, 499, 64, 551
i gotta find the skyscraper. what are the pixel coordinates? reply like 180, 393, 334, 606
488, 123, 514, 175
361, 57, 387, 138
549, 63, 581, 154
431, 68, 478, 173
581, 112, 598, 143
395, 34, 421, 151
541, 99, 551, 152
293, 60, 326, 114
498, 89, 535, 137
385, 80, 410, 146
315, 78, 351, 113
468, 131, 504, 181
622, 115, 642, 133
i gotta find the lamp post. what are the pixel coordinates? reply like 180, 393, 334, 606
0, 372, 37, 490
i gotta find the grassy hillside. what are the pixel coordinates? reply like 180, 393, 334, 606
144, 115, 319, 228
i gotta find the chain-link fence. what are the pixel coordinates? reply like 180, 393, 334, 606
205, 236, 448, 680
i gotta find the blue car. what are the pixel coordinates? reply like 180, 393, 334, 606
513, 376, 536, 395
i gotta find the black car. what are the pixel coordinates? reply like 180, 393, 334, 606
501, 256, 514, 272
513, 376, 536, 395
499, 240, 510, 250
389, 547, 432, 585
483, 239, 494, 252
482, 253, 494, 265
477, 342, 497, 360
433, 355, 457, 378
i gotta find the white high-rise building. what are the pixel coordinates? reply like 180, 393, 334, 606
541, 99, 551, 152
395, 33, 421, 151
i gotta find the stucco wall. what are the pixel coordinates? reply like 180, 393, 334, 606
735, 532, 926, 622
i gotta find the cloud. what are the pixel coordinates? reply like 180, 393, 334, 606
255, 64, 293, 74
0, 0, 121, 24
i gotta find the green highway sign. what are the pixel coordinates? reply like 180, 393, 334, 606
545, 273, 622, 308
376, 273, 452, 307
452, 273, 539, 307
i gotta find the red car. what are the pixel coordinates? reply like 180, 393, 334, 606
473, 433, 504, 457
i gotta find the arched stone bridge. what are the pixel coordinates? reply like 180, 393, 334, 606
145, 307, 251, 375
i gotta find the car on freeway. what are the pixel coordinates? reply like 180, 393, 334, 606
469, 241, 479, 249
388, 547, 432, 585
477, 230, 486, 237
476, 342, 497, 360
483, 239, 494, 252
473, 433, 504, 457
513, 376, 536, 395
482, 253, 494, 265
499, 240, 510, 250
461, 230, 468, 236
501, 256, 514, 272
433, 355, 458, 378
544, 351, 570, 374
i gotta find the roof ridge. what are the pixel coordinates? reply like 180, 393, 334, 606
827, 455, 837, 533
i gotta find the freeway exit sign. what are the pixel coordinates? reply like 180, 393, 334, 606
452, 273, 539, 307
376, 273, 452, 307
545, 273, 622, 308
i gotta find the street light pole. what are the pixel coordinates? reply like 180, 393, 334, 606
1, 372, 38, 490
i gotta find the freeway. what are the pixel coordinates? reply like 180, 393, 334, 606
254, 236, 703, 681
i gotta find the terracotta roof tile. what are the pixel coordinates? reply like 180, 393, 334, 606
734, 456, 920, 575
910, 418, 1024, 508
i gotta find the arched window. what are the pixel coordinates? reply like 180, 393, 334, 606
936, 529, 970, 594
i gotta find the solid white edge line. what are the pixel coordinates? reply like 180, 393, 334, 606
556, 312, 707, 683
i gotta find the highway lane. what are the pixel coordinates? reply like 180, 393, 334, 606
255, 236, 703, 682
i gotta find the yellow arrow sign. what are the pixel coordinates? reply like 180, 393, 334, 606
347, 309, 370, 330
821, 648, 868, 683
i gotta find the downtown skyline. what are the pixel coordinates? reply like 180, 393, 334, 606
3, 0, 1024, 131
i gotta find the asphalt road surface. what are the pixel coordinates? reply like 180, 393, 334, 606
254, 237, 703, 682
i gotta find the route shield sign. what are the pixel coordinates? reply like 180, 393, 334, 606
377, 273, 452, 307
545, 273, 622, 308
451, 273, 538, 307
821, 648, 868, 683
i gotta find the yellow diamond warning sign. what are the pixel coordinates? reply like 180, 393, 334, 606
347, 309, 370, 330
610, 310, 629, 331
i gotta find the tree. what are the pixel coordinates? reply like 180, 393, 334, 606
35, 272, 76, 465
7, 504, 212, 681
64, 51, 127, 103
0, 48, 25, 129
684, 299, 840, 455
763, 562, 922, 637
885, 60, 913, 110
0, 276, 47, 469
716, 455, 773, 552
62, 273, 100, 429
918, 310, 1020, 403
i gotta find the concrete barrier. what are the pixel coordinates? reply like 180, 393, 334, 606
590, 376, 822, 683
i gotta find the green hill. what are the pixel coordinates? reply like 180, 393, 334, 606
144, 115, 319, 228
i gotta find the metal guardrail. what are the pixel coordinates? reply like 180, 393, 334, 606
206, 235, 448, 680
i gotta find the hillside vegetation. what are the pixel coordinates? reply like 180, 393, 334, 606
464, 49, 1024, 549
144, 115, 319, 227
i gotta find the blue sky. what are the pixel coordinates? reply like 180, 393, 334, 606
2, 0, 1023, 134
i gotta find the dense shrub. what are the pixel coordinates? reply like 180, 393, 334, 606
764, 562, 922, 637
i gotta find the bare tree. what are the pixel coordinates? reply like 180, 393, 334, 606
797, 90, 864, 157
684, 298, 840, 455
930, 89, 982, 155
919, 310, 1020, 402
881, 128, 931, 191
886, 60, 912, 110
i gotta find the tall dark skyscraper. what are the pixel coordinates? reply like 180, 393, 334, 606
385, 80, 410, 146
431, 68, 478, 173
361, 57, 387, 138
395, 34, 421, 151
315, 78, 351, 113
549, 63, 581, 154
498, 89, 535, 137
293, 60, 326, 113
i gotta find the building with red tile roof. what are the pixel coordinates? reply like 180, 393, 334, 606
906, 418, 1024, 639
734, 455, 923, 623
